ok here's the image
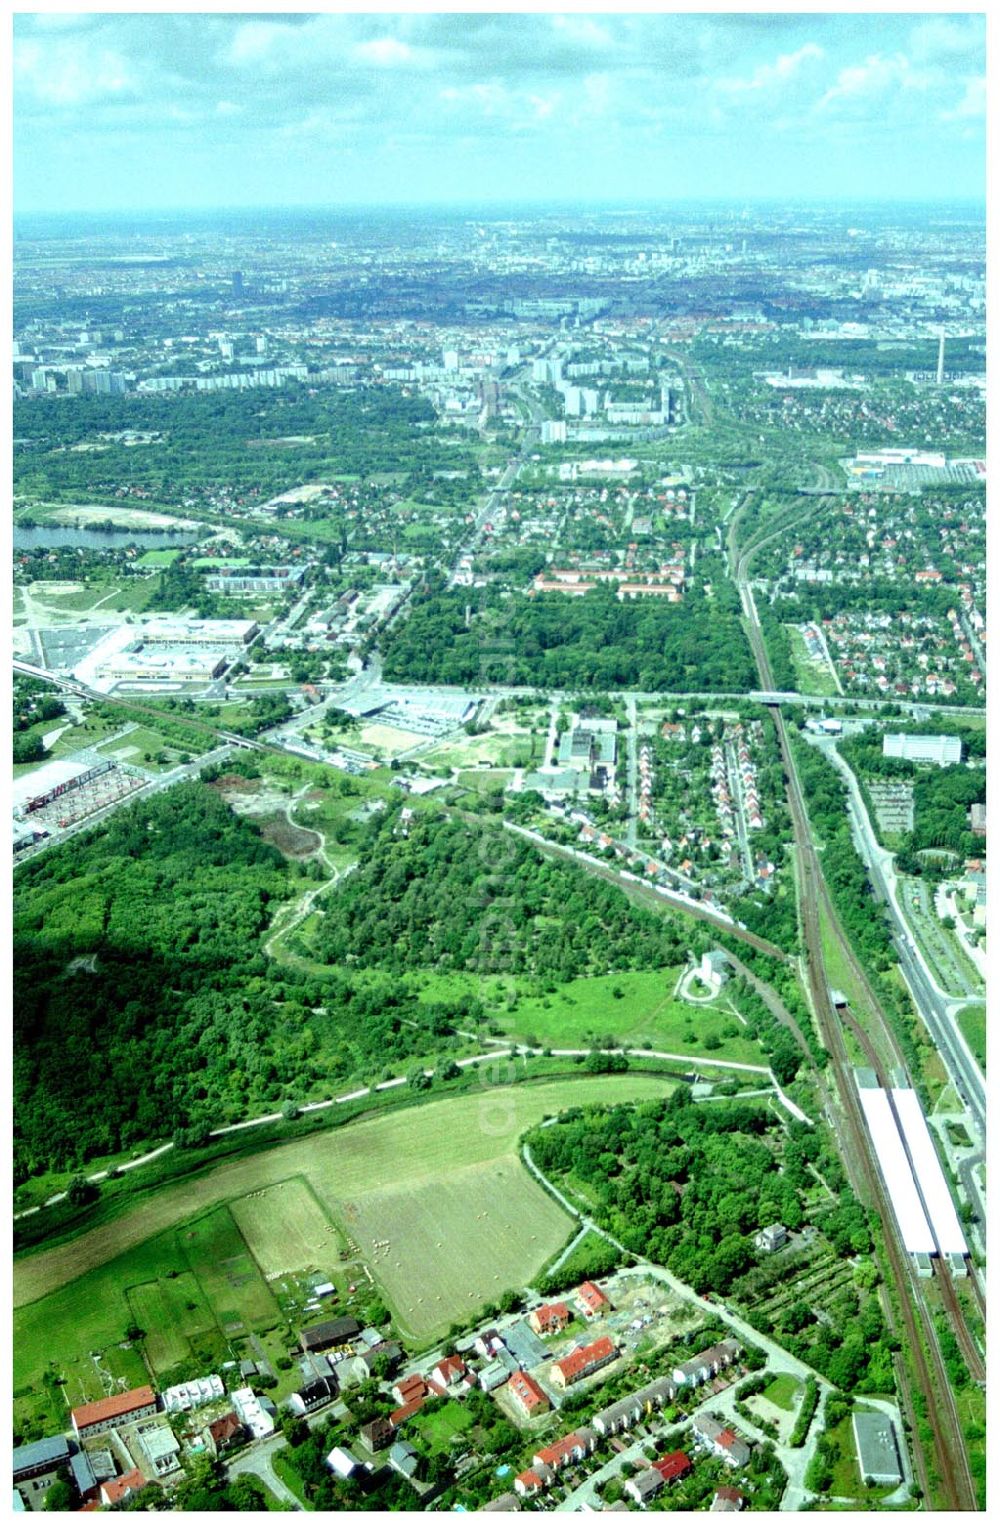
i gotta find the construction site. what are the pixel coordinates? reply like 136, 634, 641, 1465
12, 758, 148, 853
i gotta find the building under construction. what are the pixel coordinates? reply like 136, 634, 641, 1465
15, 759, 147, 835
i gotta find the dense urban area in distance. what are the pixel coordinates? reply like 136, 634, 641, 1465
12, 200, 986, 1515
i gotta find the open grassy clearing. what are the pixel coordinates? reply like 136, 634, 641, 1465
353, 722, 429, 756
230, 1177, 342, 1279
15, 1232, 195, 1423
14, 1207, 282, 1427
418, 727, 540, 770
180, 1207, 279, 1332
412, 1399, 476, 1453
785, 625, 839, 697
410, 968, 765, 1066
762, 1372, 802, 1411
93, 725, 204, 769
15, 1075, 673, 1311
137, 548, 183, 566
956, 1004, 986, 1073
335, 1156, 572, 1341
453, 769, 514, 795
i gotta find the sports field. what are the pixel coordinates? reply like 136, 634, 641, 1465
231, 1178, 341, 1279
15, 1076, 672, 1318
337, 1156, 571, 1340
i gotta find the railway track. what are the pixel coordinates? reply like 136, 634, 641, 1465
735, 547, 977, 1507
495, 820, 790, 962
934, 1260, 986, 1383
783, 739, 976, 1509
844, 1017, 987, 1386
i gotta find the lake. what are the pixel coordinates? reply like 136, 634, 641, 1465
14, 526, 204, 552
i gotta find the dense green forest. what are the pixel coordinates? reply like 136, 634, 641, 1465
382, 579, 756, 691
12, 786, 475, 1176
526, 1091, 895, 1393
527, 1093, 802, 1294
316, 810, 691, 978
13, 386, 474, 506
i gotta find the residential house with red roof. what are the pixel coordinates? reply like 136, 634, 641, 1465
550, 1336, 617, 1389
507, 1371, 549, 1420
99, 1471, 151, 1508
528, 1301, 571, 1337
576, 1281, 611, 1319
72, 1387, 157, 1440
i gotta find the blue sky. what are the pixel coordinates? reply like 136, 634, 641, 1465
13, 11, 986, 213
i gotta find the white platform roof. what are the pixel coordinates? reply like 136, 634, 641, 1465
857, 1086, 935, 1254
891, 1088, 968, 1257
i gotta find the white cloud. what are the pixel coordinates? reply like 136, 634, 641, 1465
353, 38, 415, 68
910, 16, 984, 63
816, 53, 934, 113
716, 43, 824, 96
14, 36, 138, 107
550, 16, 615, 52
940, 77, 986, 122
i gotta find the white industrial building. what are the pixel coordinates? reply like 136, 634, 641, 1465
140, 617, 258, 647
12, 758, 91, 815
882, 733, 962, 767
856, 1074, 968, 1267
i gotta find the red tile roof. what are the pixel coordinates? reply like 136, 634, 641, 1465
509, 1372, 548, 1412
535, 1433, 585, 1468
654, 1451, 693, 1481
532, 1301, 570, 1331
208, 1412, 243, 1446
100, 1469, 148, 1506
389, 1397, 425, 1428
72, 1386, 156, 1432
553, 1335, 616, 1384
577, 1281, 610, 1313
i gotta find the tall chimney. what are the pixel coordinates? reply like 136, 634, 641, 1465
936, 331, 945, 386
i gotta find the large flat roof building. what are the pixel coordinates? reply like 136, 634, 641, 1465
891, 1087, 968, 1256
852, 1411, 903, 1486
883, 733, 962, 767
12, 1436, 71, 1482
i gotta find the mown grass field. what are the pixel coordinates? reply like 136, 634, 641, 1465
230, 1177, 342, 1279
412, 1399, 475, 1453
15, 1076, 673, 1360
762, 1372, 802, 1411
127, 1271, 215, 1374
337, 1156, 571, 1340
